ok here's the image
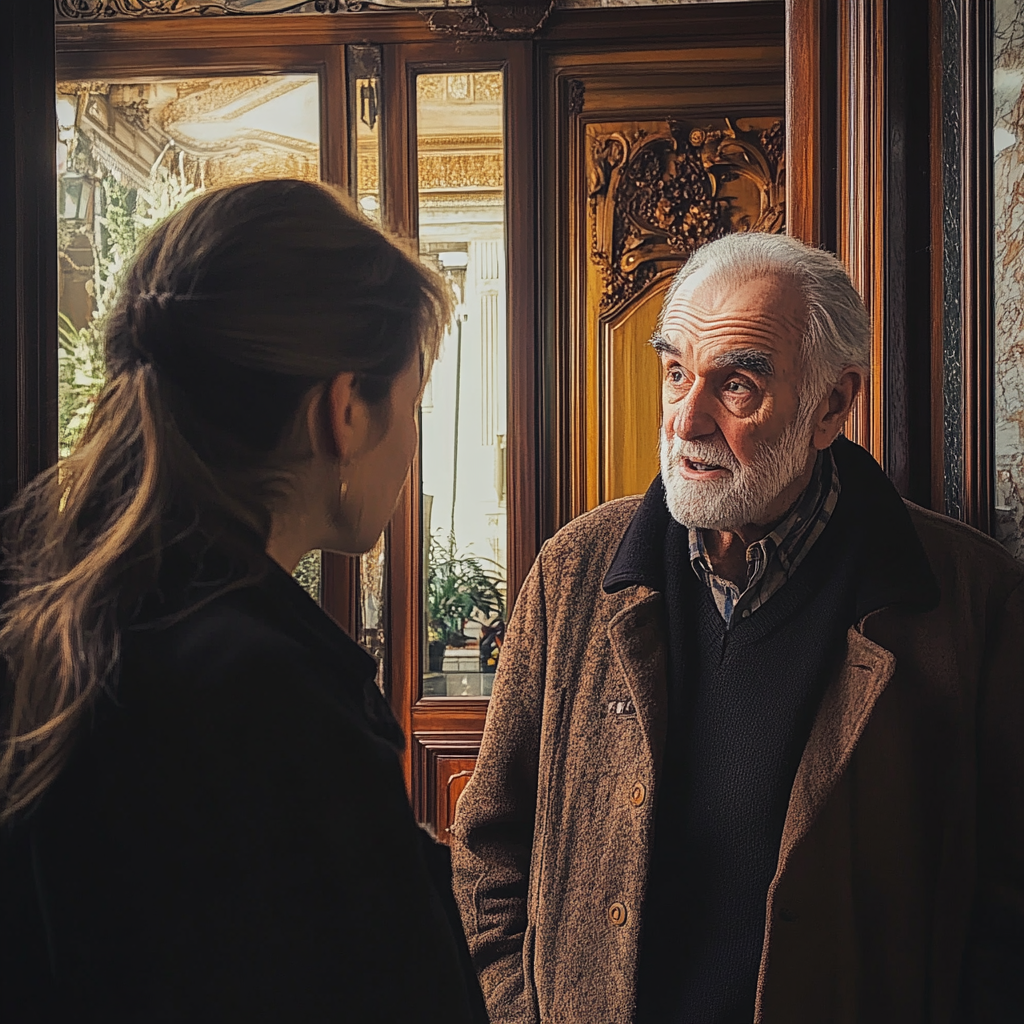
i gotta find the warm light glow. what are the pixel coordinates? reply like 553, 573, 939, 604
55, 97, 76, 130
438, 250, 470, 270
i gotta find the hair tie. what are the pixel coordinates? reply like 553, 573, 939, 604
129, 291, 180, 366
137, 291, 176, 310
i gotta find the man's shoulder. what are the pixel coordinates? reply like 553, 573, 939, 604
543, 495, 644, 562
905, 500, 1024, 595
528, 496, 646, 599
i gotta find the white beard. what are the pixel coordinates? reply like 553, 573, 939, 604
660, 409, 818, 531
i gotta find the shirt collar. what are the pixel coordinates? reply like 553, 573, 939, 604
686, 449, 840, 625
687, 449, 838, 572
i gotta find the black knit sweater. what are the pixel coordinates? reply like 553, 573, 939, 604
634, 476, 863, 1024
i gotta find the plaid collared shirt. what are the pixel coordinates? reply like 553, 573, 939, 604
688, 448, 841, 627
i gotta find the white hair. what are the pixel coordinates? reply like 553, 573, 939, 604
662, 232, 871, 405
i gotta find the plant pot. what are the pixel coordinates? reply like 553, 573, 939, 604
428, 639, 447, 673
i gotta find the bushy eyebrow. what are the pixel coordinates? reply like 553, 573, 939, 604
710, 349, 774, 376
650, 333, 679, 356
650, 335, 773, 377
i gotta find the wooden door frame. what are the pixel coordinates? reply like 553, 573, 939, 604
827, 0, 992, 523
381, 39, 536, 817
787, 0, 838, 252
2, 3, 58, 512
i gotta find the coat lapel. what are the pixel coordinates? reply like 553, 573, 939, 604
776, 623, 896, 871
606, 589, 670, 771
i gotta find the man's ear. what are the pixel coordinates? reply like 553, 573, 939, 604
312, 372, 371, 465
812, 367, 864, 450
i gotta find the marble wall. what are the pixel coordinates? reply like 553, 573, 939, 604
994, 0, 1024, 558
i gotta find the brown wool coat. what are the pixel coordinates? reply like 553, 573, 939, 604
451, 463, 1024, 1023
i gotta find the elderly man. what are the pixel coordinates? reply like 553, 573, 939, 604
451, 233, 1023, 1024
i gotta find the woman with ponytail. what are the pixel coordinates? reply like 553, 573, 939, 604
0, 179, 486, 1022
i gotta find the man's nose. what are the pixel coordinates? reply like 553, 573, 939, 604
669, 378, 717, 441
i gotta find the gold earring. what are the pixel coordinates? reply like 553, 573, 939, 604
340, 479, 349, 501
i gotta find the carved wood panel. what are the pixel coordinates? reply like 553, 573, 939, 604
588, 117, 784, 318
435, 757, 476, 840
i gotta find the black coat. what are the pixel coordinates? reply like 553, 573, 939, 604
0, 549, 488, 1023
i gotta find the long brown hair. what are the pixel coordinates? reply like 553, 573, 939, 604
0, 179, 450, 824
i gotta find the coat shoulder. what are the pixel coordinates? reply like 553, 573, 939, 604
906, 500, 1024, 594
541, 495, 643, 565
142, 597, 307, 687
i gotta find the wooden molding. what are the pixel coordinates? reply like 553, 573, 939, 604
786, 0, 829, 247
410, 730, 481, 840
321, 552, 358, 638
2, 4, 59, 509
835, 0, 939, 506
836, 0, 885, 463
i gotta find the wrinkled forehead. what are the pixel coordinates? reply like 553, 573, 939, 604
660, 267, 808, 365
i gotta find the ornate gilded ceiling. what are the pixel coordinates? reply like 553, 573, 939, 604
57, 76, 320, 190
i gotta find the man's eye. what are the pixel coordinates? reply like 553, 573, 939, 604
723, 378, 753, 394
667, 368, 687, 384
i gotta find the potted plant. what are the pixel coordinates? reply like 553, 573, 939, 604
427, 533, 506, 673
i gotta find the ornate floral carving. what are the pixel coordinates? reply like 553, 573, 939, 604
568, 79, 585, 118
587, 117, 785, 314
58, 0, 232, 16
418, 152, 503, 191
56, 0, 384, 19
108, 85, 152, 131
55, 0, 548, 26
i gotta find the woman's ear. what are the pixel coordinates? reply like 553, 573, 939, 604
812, 366, 864, 450
315, 372, 372, 465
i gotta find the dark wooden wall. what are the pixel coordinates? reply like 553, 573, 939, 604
1, 3, 57, 512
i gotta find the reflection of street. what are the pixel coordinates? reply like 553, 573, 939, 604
55, 72, 323, 599
417, 71, 509, 699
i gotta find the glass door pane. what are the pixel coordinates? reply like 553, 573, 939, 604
56, 73, 324, 597
416, 71, 508, 698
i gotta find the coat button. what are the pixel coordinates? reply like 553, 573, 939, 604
608, 902, 628, 926
630, 782, 646, 806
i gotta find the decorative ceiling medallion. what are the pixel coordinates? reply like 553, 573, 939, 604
587, 117, 785, 315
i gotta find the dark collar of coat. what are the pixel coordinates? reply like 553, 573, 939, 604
235, 560, 405, 750
136, 539, 401, 749
602, 435, 941, 619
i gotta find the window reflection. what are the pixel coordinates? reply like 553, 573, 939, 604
346, 45, 389, 682
348, 45, 382, 225
55, 74, 323, 599
417, 72, 507, 698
